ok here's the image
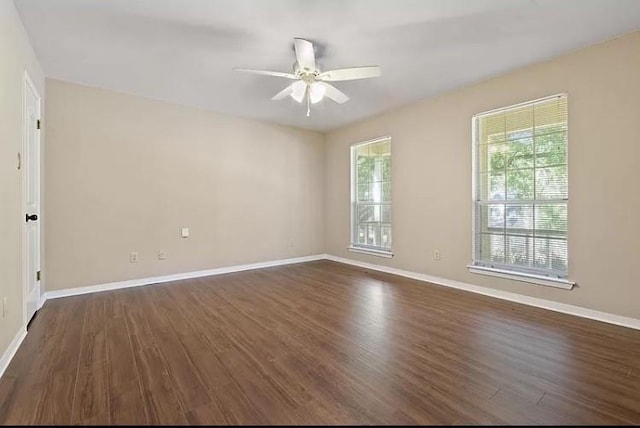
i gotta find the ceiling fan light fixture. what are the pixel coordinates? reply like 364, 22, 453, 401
290, 81, 306, 103
309, 82, 326, 104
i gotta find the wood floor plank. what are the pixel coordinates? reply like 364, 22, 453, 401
215, 348, 300, 425
130, 336, 189, 425
148, 327, 212, 411
32, 368, 77, 425
184, 400, 228, 425
1, 260, 639, 425
104, 307, 149, 425
206, 378, 266, 425
71, 362, 109, 424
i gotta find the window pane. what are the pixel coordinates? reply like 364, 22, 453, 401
506, 168, 534, 200
535, 133, 567, 167
372, 157, 384, 182
478, 203, 505, 232
382, 156, 391, 181
356, 144, 369, 157
505, 105, 533, 134
382, 181, 391, 202
480, 113, 507, 144
479, 172, 506, 201
534, 204, 567, 238
483, 143, 508, 173
507, 137, 534, 169
357, 224, 367, 245
366, 224, 379, 246
477, 233, 505, 264
534, 238, 567, 272
535, 166, 567, 200
357, 205, 372, 223
506, 235, 534, 267
369, 182, 382, 202
370, 140, 390, 157
534, 97, 567, 133
358, 204, 380, 223
357, 184, 371, 202
505, 204, 533, 234
381, 205, 391, 223
357, 156, 375, 183
381, 225, 392, 248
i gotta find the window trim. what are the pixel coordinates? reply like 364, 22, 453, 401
347, 246, 394, 258
350, 136, 393, 256
470, 94, 574, 287
468, 265, 574, 289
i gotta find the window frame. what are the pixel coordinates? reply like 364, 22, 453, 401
469, 94, 574, 289
349, 136, 393, 258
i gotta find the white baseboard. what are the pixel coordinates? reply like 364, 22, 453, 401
45, 254, 326, 300
0, 328, 27, 380
38, 292, 47, 310
325, 254, 640, 331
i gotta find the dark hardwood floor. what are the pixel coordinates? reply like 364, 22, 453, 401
1, 260, 639, 425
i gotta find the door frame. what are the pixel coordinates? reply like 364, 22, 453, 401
22, 70, 42, 328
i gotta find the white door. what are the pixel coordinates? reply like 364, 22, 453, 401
23, 73, 41, 324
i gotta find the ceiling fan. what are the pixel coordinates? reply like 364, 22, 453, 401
234, 38, 381, 116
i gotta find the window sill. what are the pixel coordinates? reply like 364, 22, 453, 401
467, 265, 575, 290
348, 246, 394, 259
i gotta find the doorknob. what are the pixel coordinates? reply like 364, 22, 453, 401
25, 213, 38, 222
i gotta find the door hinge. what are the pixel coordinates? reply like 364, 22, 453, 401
36, 270, 41, 281
36, 119, 41, 130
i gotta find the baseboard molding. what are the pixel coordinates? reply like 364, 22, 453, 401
38, 292, 47, 310
45, 254, 326, 300
325, 254, 640, 331
0, 328, 27, 380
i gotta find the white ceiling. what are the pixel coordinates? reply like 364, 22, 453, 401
14, 0, 640, 132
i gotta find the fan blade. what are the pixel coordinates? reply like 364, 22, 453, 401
319, 66, 381, 81
317, 82, 349, 104
294, 38, 316, 72
233, 68, 297, 79
271, 84, 294, 101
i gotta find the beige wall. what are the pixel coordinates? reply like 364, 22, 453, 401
45, 79, 324, 290
325, 32, 640, 319
0, 0, 45, 358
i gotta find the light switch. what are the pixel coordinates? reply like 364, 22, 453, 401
181, 227, 189, 238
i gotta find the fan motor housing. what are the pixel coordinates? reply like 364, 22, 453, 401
293, 62, 319, 78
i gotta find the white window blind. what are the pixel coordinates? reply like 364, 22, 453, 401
472, 95, 568, 278
351, 137, 392, 253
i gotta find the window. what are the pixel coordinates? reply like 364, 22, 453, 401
471, 95, 569, 284
350, 137, 392, 257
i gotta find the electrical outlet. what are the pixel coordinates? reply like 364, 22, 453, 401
130, 251, 139, 263
289, 239, 295, 247
433, 250, 441, 261
158, 250, 167, 260
2, 296, 7, 319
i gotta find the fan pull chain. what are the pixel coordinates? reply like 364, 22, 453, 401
306, 89, 311, 117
